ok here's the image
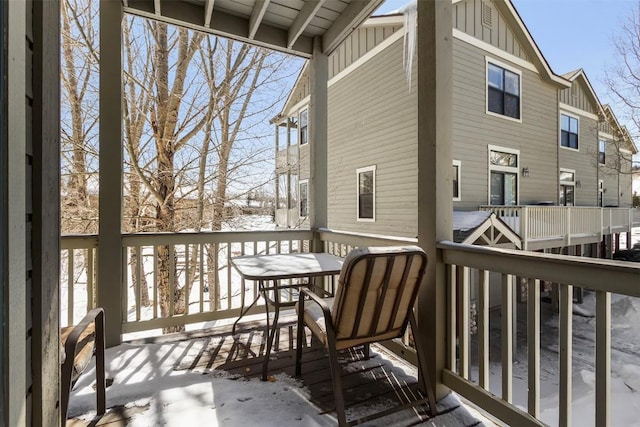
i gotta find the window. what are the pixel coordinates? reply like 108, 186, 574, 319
487, 61, 521, 120
356, 166, 376, 221
598, 180, 604, 207
453, 160, 461, 201
598, 139, 606, 164
559, 169, 575, 206
299, 109, 308, 145
488, 146, 518, 206
561, 114, 579, 149
299, 180, 308, 217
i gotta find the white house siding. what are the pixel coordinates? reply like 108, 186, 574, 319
453, 0, 530, 62
452, 37, 559, 209
327, 36, 418, 238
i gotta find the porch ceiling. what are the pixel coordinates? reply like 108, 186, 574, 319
122, 0, 385, 57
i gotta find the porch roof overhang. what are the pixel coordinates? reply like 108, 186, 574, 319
122, 0, 385, 58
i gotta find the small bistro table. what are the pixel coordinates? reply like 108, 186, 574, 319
230, 252, 344, 381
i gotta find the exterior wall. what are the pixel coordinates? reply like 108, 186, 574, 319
559, 78, 597, 115
453, 0, 530, 62
601, 139, 621, 206
452, 37, 559, 209
558, 112, 599, 206
328, 23, 402, 79
619, 156, 634, 207
326, 36, 418, 237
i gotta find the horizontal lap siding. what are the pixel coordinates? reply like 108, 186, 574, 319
452, 38, 558, 209
559, 114, 599, 206
327, 37, 417, 237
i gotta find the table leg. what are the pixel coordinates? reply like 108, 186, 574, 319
262, 279, 280, 381
232, 293, 261, 335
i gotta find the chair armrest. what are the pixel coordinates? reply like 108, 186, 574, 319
63, 308, 105, 362
299, 287, 332, 319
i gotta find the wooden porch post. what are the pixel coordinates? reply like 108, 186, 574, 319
32, 0, 61, 424
309, 37, 328, 251
99, 0, 124, 347
416, 0, 453, 400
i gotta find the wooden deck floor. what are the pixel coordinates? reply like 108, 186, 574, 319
68, 313, 493, 427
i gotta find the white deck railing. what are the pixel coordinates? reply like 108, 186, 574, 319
480, 206, 634, 250
439, 241, 640, 426
61, 235, 99, 327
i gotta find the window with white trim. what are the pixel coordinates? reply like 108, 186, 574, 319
453, 160, 461, 201
559, 169, 575, 206
356, 165, 376, 221
488, 146, 518, 206
299, 109, 308, 145
487, 61, 521, 120
560, 113, 579, 149
299, 179, 309, 217
598, 180, 604, 207
598, 139, 606, 164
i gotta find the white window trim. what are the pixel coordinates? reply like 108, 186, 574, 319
598, 139, 607, 165
299, 108, 308, 146
485, 57, 523, 124
559, 168, 576, 185
356, 165, 376, 222
453, 160, 462, 201
487, 145, 520, 205
598, 179, 604, 207
559, 111, 580, 152
299, 179, 309, 217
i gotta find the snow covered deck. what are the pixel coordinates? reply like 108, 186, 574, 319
66, 313, 496, 427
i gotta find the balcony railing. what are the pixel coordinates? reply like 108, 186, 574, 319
60, 227, 640, 426
275, 145, 298, 170
439, 240, 640, 426
480, 206, 635, 250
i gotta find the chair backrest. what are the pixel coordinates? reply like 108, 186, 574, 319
331, 246, 428, 343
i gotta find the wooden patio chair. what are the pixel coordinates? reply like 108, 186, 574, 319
60, 307, 106, 425
295, 246, 437, 426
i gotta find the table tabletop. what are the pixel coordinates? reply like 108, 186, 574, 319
231, 252, 344, 281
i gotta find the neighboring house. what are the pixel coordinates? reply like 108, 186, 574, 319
274, 0, 637, 251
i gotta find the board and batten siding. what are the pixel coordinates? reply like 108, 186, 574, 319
452, 37, 559, 209
327, 36, 418, 238
558, 112, 600, 206
453, 0, 530, 62
328, 24, 402, 79
559, 78, 597, 115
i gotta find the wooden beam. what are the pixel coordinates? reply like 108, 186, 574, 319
248, 0, 269, 39
322, 0, 383, 54
99, 0, 124, 347
204, 0, 214, 28
154, 0, 161, 15
288, 0, 325, 49
122, 0, 129, 7
126, 0, 314, 57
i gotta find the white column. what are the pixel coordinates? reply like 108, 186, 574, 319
416, 0, 453, 400
99, 0, 124, 347
309, 37, 328, 250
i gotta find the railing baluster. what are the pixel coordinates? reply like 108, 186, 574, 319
136, 245, 142, 321
213, 242, 219, 311
559, 284, 573, 427
227, 242, 232, 310
502, 273, 513, 403
184, 244, 190, 316
478, 269, 489, 390
449, 264, 457, 372
87, 248, 94, 311
153, 247, 158, 319
596, 290, 611, 427
460, 266, 470, 379
68, 248, 74, 326
527, 278, 540, 417
169, 245, 176, 316
199, 243, 204, 313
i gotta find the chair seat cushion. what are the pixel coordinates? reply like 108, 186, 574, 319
60, 324, 96, 382
299, 297, 402, 351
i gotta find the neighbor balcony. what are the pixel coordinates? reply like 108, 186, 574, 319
479, 205, 638, 251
